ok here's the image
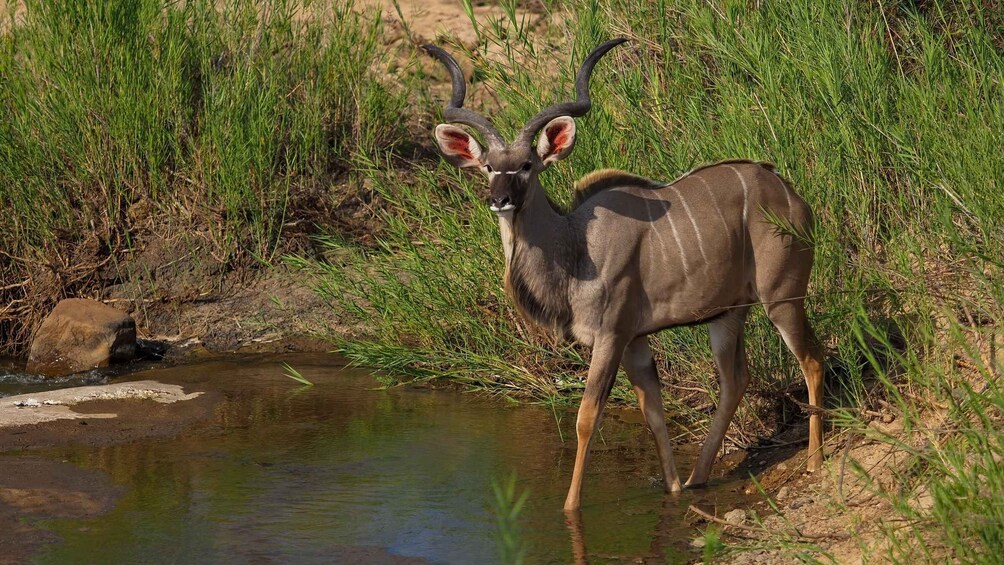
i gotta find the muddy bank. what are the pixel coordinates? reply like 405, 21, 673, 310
0, 382, 216, 451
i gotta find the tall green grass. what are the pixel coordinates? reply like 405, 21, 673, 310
0, 0, 408, 350
304, 0, 1003, 559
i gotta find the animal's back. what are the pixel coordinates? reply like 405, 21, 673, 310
569, 160, 812, 332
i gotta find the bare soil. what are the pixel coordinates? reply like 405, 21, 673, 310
705, 415, 927, 564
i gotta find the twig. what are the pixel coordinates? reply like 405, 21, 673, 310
837, 432, 858, 505
102, 297, 162, 304
744, 438, 807, 451
0, 249, 52, 269
0, 279, 31, 292
784, 392, 832, 416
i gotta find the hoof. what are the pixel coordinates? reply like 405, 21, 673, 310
806, 452, 824, 473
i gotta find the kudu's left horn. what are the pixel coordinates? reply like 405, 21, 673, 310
422, 44, 506, 150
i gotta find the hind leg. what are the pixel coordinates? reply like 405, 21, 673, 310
622, 337, 683, 493
687, 306, 751, 487
766, 299, 824, 471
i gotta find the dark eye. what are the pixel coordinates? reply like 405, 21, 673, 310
485, 164, 493, 173
521, 162, 531, 172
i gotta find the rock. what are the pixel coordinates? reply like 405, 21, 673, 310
776, 486, 791, 501
690, 537, 706, 548
27, 299, 137, 377
723, 509, 747, 525
13, 399, 62, 407
789, 497, 813, 509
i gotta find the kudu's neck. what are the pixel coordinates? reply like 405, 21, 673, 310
515, 179, 564, 236
498, 180, 578, 339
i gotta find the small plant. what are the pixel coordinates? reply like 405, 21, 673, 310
282, 363, 313, 386
701, 527, 726, 563
491, 472, 529, 565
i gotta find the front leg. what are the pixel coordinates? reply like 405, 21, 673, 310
564, 337, 628, 511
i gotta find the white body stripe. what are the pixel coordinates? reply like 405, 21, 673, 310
725, 165, 750, 226
694, 176, 730, 233
666, 215, 690, 275
668, 185, 708, 264
644, 198, 672, 264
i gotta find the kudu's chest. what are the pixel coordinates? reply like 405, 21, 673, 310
498, 215, 576, 341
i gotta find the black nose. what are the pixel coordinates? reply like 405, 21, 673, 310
492, 195, 512, 208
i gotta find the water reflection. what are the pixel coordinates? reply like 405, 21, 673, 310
27, 355, 753, 564
566, 495, 704, 565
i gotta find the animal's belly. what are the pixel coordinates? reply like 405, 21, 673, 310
635, 265, 753, 333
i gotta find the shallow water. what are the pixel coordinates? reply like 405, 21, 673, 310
0, 357, 109, 398
25, 354, 753, 564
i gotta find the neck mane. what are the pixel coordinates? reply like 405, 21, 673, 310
570, 168, 665, 210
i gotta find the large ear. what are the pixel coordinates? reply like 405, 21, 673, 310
434, 124, 484, 169
536, 116, 576, 164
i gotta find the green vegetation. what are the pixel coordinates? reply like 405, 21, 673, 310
0, 0, 408, 347
3, 0, 1002, 561
282, 362, 313, 386
491, 472, 529, 565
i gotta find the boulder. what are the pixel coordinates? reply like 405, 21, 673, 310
27, 299, 137, 377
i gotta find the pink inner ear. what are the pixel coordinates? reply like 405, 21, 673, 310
443, 130, 474, 159
547, 124, 570, 152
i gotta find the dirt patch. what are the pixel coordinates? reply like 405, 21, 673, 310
0, 386, 216, 451
674, 413, 930, 563
0, 1, 24, 30
102, 243, 344, 354
358, 0, 547, 48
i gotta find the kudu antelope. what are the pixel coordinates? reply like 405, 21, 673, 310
424, 39, 824, 511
